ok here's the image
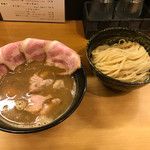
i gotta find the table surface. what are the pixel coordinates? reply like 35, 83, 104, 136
0, 20, 150, 150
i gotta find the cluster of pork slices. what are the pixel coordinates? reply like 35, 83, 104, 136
0, 38, 81, 78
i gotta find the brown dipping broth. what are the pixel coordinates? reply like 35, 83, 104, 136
0, 62, 76, 128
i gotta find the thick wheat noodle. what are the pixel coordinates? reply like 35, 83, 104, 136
92, 40, 150, 82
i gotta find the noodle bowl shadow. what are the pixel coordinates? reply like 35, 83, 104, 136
86, 27, 150, 92
0, 64, 86, 134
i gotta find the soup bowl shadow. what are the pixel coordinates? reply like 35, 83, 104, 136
0, 64, 86, 134
86, 27, 150, 92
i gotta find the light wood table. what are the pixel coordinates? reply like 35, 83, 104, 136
0, 20, 150, 150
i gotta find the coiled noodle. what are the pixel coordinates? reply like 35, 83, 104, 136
92, 40, 150, 82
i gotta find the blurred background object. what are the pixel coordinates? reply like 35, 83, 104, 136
88, 0, 115, 20
65, 0, 89, 20
83, 1, 150, 39
114, 0, 145, 19
145, 0, 150, 8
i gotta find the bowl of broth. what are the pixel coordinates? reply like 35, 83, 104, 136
0, 39, 86, 133
86, 27, 150, 92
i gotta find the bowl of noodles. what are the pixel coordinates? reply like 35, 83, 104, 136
86, 27, 150, 92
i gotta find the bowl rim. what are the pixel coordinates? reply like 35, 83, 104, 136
86, 27, 150, 85
0, 63, 87, 134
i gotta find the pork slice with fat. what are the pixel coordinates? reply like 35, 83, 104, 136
25, 94, 52, 113
39, 98, 61, 115
44, 40, 81, 75
20, 38, 50, 63
29, 74, 54, 93
0, 41, 25, 70
53, 80, 64, 89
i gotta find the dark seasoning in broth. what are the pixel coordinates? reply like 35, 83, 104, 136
0, 62, 76, 128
